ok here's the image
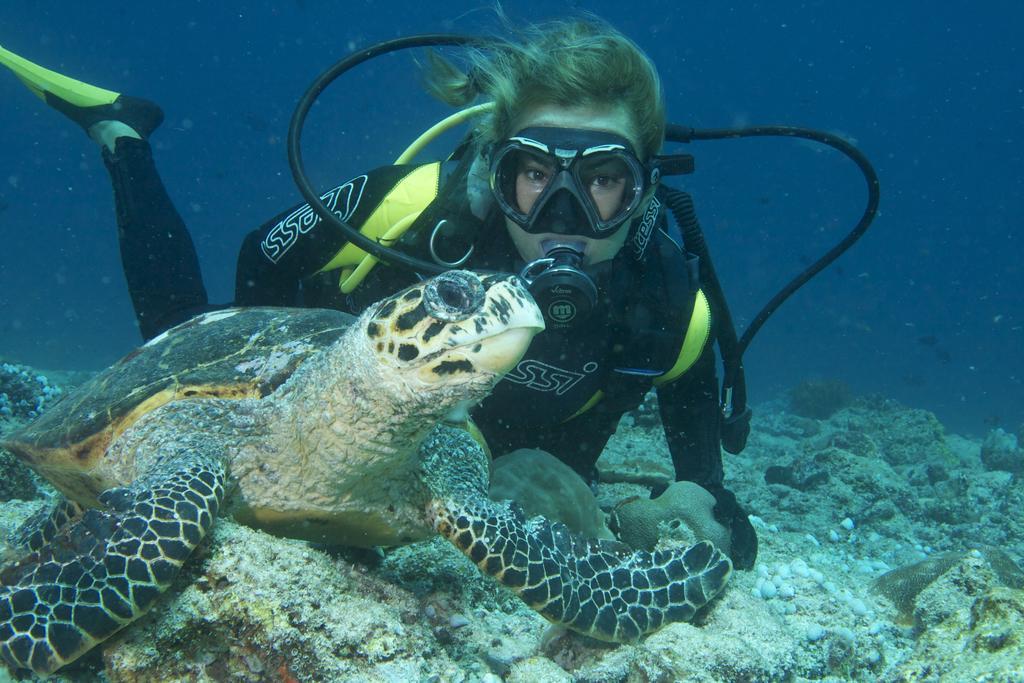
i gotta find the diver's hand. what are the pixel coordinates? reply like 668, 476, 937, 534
721, 406, 752, 454
705, 485, 758, 570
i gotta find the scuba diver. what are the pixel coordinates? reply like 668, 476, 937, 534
4, 18, 879, 573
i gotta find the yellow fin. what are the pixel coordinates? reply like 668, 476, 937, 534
0, 43, 119, 107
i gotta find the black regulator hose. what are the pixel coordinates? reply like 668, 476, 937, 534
659, 189, 749, 405
666, 124, 881, 360
662, 187, 751, 452
662, 125, 879, 451
287, 34, 483, 275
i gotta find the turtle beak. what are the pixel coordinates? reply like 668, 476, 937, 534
469, 326, 540, 376
438, 274, 544, 377
443, 274, 546, 350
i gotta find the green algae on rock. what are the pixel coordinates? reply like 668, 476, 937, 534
609, 481, 732, 557
887, 553, 1024, 680
489, 449, 615, 540
872, 547, 1024, 623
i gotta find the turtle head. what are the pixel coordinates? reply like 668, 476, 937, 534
359, 271, 544, 407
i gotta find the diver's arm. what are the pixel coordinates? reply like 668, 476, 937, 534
234, 229, 301, 306
657, 345, 725, 487
234, 184, 359, 306
232, 197, 347, 306
234, 165, 432, 306
657, 347, 758, 568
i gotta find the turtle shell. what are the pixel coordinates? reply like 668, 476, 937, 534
3, 307, 353, 481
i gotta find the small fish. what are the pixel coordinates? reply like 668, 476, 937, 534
243, 112, 270, 134
901, 373, 926, 387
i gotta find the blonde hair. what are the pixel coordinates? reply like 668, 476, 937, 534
426, 18, 666, 160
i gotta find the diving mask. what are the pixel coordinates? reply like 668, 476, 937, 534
490, 127, 655, 239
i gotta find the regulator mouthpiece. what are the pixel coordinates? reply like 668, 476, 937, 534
518, 242, 598, 329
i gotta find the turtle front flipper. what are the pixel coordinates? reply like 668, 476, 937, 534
7, 497, 85, 555
420, 426, 732, 643
0, 454, 225, 676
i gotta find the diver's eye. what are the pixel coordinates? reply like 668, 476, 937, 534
516, 153, 555, 188
524, 168, 549, 184
590, 174, 623, 188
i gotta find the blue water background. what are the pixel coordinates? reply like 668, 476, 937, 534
0, 2, 1020, 436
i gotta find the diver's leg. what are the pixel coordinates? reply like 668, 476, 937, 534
102, 138, 210, 339
0, 44, 162, 151
1, 45, 209, 340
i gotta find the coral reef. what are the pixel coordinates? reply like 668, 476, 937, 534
489, 448, 614, 539
99, 523, 494, 682
887, 554, 1024, 680
2, 358, 1023, 681
872, 547, 1024, 623
0, 361, 62, 421
980, 427, 1022, 472
0, 449, 38, 502
838, 396, 953, 467
609, 481, 731, 556
764, 460, 829, 491
0, 362, 59, 502
872, 551, 972, 622
788, 378, 853, 420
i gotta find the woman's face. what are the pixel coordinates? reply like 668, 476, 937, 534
503, 103, 644, 265
513, 149, 629, 222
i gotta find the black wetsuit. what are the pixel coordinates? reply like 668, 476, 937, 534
101, 137, 756, 568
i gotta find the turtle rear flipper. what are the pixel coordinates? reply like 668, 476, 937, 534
0, 453, 225, 676
420, 426, 732, 642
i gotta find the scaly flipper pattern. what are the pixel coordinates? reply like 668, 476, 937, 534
432, 499, 731, 641
9, 498, 85, 555
0, 454, 225, 676
419, 425, 732, 642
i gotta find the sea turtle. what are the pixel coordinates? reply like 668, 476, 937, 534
0, 270, 732, 676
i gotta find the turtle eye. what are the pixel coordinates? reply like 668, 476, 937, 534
436, 279, 472, 309
423, 271, 485, 322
